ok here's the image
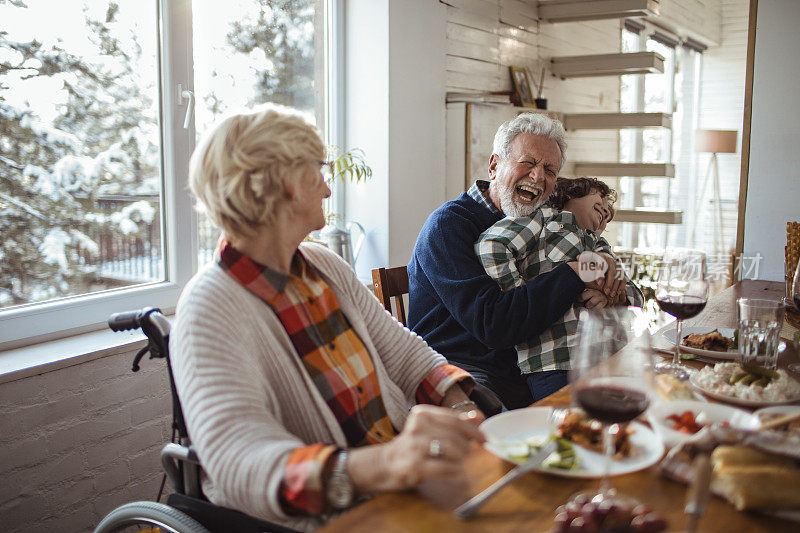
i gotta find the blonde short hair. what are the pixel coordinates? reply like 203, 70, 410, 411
188, 104, 325, 240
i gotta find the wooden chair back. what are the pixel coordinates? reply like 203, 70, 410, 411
371, 266, 409, 326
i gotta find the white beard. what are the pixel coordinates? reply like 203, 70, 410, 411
497, 184, 543, 218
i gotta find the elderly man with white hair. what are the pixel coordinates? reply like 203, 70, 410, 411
408, 113, 618, 410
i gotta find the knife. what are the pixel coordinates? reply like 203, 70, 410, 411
654, 346, 718, 365
684, 453, 713, 533
454, 439, 557, 520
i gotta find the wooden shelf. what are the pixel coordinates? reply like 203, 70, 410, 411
551, 52, 664, 78
613, 208, 683, 224
563, 112, 672, 130
568, 162, 675, 178
538, 0, 659, 23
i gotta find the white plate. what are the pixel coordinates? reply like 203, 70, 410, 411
689, 372, 800, 407
480, 406, 664, 479
647, 400, 759, 448
753, 405, 800, 427
662, 326, 738, 360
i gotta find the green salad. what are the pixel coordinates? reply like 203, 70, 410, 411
497, 434, 580, 471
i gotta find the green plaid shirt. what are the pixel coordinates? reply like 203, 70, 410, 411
475, 207, 645, 373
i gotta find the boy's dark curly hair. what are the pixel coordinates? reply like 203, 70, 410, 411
545, 177, 617, 222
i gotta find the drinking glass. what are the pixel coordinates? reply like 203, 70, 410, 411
794, 261, 800, 313
738, 298, 785, 370
569, 307, 655, 504
654, 248, 709, 380
789, 263, 800, 373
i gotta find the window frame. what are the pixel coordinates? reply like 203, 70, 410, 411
324, 0, 346, 220
0, 0, 195, 351
0, 0, 336, 353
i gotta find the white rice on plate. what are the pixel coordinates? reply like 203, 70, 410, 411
694, 363, 800, 402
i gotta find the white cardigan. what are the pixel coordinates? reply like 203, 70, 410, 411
170, 243, 447, 531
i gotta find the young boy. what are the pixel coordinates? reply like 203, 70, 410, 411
475, 177, 644, 401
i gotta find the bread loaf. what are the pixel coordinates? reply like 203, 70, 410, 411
711, 445, 795, 469
711, 445, 800, 510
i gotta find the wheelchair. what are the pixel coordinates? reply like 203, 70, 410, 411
94, 307, 502, 532
93, 307, 299, 533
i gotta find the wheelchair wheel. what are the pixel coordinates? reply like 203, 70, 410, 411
94, 501, 210, 533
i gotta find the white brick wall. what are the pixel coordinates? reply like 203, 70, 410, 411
0, 345, 171, 532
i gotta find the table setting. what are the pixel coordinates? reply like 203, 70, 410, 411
318, 280, 800, 533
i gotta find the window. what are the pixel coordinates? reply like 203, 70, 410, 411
0, 1, 164, 304
192, 0, 324, 264
0, 0, 331, 350
617, 24, 702, 252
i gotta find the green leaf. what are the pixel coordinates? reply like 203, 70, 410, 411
327, 145, 373, 184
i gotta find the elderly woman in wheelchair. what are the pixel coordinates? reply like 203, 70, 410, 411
113, 104, 489, 532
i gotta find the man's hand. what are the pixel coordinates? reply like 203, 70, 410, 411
580, 288, 610, 309
569, 253, 627, 301
597, 253, 626, 300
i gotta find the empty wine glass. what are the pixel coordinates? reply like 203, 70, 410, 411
568, 307, 655, 505
655, 248, 709, 380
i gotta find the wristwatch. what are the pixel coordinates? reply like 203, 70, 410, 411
325, 449, 355, 510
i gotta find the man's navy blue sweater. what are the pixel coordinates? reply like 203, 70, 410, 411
407, 192, 585, 381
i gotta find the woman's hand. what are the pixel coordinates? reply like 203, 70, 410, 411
440, 383, 486, 423
347, 405, 485, 494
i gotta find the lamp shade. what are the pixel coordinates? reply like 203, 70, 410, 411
695, 129, 738, 154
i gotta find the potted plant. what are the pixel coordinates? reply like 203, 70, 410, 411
310, 148, 372, 267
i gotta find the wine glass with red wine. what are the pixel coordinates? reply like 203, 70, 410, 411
569, 307, 654, 505
654, 248, 709, 380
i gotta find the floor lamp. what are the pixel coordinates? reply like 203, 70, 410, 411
690, 129, 738, 252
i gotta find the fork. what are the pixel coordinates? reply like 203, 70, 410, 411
454, 408, 566, 519
454, 439, 557, 519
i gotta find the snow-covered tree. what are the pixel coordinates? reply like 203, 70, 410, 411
0, 1, 160, 306
226, 0, 315, 111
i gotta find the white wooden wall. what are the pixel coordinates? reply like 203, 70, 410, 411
443, 0, 620, 188
647, 0, 723, 46
743, 0, 800, 281
444, 0, 539, 95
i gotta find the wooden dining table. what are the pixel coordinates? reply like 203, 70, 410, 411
318, 280, 800, 533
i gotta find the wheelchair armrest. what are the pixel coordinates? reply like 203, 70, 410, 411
161, 443, 203, 498
161, 442, 199, 466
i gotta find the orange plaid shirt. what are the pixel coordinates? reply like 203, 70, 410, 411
219, 241, 471, 514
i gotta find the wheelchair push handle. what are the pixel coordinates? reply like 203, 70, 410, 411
109, 307, 170, 336
108, 307, 172, 371
108, 310, 144, 331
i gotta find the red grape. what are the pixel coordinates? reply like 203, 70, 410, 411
553, 499, 668, 533
553, 512, 571, 533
